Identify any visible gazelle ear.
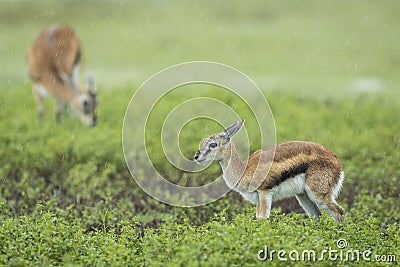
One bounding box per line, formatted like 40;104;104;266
87;75;95;93
224;120;245;139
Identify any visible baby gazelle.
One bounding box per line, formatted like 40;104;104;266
194;121;345;222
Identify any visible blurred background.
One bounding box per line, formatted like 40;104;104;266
1;0;399;98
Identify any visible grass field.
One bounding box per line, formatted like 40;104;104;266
1;1;399;266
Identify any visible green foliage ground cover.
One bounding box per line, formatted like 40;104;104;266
1;1;399;266
1;88;399;266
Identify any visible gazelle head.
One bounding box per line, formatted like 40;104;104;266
73;76;98;127
194;120;244;164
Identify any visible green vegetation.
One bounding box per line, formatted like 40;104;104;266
1;1;399;266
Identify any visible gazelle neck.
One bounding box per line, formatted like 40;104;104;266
219;143;246;187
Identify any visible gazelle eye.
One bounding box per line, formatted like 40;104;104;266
81;98;91;114
83;99;89;108
209;142;218;149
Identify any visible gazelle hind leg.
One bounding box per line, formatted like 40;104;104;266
295;193;322;221
324;200;345;222
305;166;345;222
305;187;345;222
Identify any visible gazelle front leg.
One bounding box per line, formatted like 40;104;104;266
256;202;260;218
55;99;67;123
257;190;272;219
33;84;45;124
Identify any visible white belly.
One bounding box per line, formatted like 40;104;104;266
270;173;306;201
229;173;306;205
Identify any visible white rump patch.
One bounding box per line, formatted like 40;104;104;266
332;171;344;200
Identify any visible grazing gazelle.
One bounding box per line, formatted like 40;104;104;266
28;25;97;127
194;121;345;222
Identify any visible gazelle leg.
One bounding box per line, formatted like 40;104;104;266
32;84;44;123
55;99;67;123
305;187;345;223
257;191;272;219
295;193;322;221
323;200;345;223
305;168;345;223
256;203;260;218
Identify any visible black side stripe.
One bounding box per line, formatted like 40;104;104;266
280;162;309;180
267;162;309;189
